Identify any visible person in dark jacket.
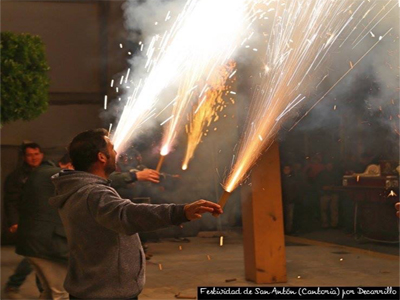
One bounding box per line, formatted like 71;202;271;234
316;162;341;228
16;154;73;300
3;143;44;296
49;129;223;299
109;149;160;200
281;164;299;234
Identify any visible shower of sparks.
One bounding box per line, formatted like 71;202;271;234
223;0;395;193
158;0;256;157
182;61;236;170
112;0;255;153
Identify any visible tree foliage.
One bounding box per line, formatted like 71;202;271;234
1;31;50;125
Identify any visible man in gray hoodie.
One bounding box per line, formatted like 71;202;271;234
49;129;222;299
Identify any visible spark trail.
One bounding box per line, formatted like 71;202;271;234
112;0;256;154
223;0;396;193
182;61;236;170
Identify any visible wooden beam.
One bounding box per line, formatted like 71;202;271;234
241;142;287;283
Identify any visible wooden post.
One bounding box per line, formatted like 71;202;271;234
241;142;287;283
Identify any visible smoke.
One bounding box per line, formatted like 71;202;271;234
106;0;398;232
278;1;399;162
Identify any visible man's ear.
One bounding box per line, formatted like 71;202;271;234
98;152;107;164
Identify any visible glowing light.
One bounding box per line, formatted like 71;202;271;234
158;0;254;157
224;0;393;193
104;95;108;110
182;61;236;170
160;145;169;156
112;0;254;153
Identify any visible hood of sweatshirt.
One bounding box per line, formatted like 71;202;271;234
49;170;111;209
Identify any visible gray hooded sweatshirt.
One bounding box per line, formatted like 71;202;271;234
49;170;188;298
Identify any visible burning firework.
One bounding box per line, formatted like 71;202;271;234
182;61;237;170
158;0;257;160
223;0;396;195
112;0;257;154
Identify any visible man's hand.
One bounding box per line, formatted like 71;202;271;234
9;224;18;233
396;202;399;218
136;169;160;183
184;200;223;220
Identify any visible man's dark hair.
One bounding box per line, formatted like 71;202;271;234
21;142;42;155
58;153;71;165
68;129;109;171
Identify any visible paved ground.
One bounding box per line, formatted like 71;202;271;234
1;230;398;299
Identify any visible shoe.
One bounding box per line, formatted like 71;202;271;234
3;286;23;299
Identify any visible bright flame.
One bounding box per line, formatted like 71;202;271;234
224;0;395;192
182;61;236;170
158;0;254;156
160;145;169;156
112;0;255;153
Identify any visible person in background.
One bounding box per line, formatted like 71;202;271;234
49;129;223;299
316;162;341;229
281;164;299;234
291;162;307;232
3;143;44;297
109;149;160;200
16;154;73;300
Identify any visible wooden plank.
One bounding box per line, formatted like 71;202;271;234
241;143;287;283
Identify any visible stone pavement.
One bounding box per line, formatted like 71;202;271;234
1;232;399;299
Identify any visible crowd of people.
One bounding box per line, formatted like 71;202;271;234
2;129;222;299
2;130;398;299
280;152;382;235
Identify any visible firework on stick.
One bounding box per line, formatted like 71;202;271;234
113;0;256;154
223;0;395;196
158;0;257;157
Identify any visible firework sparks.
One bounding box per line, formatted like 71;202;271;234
223;0;394;194
112;0;255;153
182;62;236;170
158;0;255;158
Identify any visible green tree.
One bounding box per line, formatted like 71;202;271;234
1;31;50;125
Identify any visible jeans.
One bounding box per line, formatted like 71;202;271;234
6;257;43;292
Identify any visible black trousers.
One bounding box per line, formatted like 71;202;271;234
69;295;138;300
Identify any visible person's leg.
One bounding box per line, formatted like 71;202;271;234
6;258;33;289
330;194;339;228
320;195;330;228
26;257;52;299
285;203;295;233
27;257;68;300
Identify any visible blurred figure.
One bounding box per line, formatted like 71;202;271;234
316;162;341;229
16;154;73;300
302;154;325;231
4;143;44;297
109;149;160;200
292;162;308;232
396;202;400;218
281;164;298;234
